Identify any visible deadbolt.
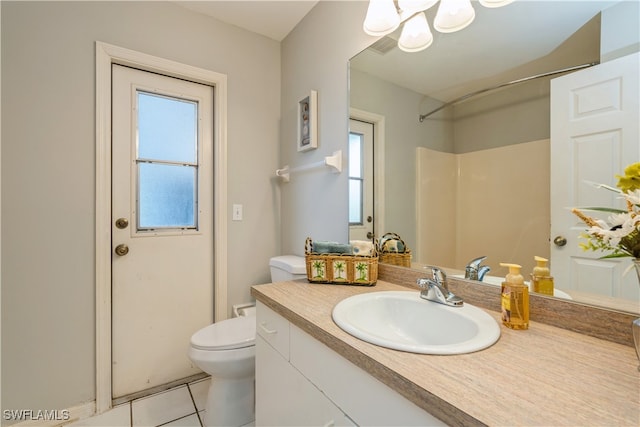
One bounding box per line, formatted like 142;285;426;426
366;216;373;223
114;244;129;256
115;218;129;229
553;236;567;247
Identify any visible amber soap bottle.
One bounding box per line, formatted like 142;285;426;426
500;263;529;330
531;256;555;296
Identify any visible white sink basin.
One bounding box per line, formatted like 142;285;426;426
332;291;500;355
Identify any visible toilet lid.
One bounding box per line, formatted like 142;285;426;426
269;255;306;274
190;316;256;351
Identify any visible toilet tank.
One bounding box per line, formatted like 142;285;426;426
269;255;306;282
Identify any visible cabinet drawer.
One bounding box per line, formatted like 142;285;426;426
256;335;354;427
256;301;290;359
290;324;444;426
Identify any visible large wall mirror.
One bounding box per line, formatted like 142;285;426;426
348;0;639;314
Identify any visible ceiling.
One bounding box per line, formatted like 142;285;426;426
175;0;319;41
176;1;628;101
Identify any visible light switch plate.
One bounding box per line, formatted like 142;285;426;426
232;204;243;221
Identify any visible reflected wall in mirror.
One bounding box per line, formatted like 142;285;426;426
349;0;640;314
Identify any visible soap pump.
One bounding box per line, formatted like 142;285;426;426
531;256;554;296
500;263;529;330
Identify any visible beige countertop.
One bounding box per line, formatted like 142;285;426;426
252;279;640;427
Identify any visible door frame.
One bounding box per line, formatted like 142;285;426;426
95;41;228;413
349;108;385;239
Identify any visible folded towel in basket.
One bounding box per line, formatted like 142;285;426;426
350;240;375;256
312;241;353;254
381;239;405;253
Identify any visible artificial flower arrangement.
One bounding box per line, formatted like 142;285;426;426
571;162;640;259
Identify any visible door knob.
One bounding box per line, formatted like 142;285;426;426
114;244;129;256
115;218;129;229
553;236;567;247
366;231;375;239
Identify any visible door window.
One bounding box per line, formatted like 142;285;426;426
136;91;199;230
349;132;364;225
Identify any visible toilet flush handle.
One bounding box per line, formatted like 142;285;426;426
259;322;277;335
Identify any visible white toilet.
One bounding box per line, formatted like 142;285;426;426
188;255;306;427
269;255;307;282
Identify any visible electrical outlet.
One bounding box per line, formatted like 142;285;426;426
232;204;243;221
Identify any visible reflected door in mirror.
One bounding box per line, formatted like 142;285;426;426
550;52;640;302
349;119;375;241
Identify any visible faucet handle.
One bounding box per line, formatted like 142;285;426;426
428;266;447;285
416;277;430;290
464;256;491;281
417;276;464;307
467;256;488;267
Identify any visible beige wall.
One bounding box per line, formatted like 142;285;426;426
1;0;280;418
279;1;372;255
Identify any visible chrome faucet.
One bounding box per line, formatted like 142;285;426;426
417;266;463;307
465;256;491;281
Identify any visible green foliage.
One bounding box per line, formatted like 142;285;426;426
616;162;640;193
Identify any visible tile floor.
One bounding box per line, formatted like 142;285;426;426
68;377;211;427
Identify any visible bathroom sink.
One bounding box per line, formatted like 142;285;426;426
332;291;500;355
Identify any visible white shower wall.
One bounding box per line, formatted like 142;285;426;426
415;148;457;268
416;139;550;276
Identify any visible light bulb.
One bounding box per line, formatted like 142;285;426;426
363;0;401;36
398;12;433;53
434;0;475;33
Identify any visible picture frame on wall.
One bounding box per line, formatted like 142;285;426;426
298;90;318;152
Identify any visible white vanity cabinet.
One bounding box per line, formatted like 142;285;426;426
256;302;354;426
255;301;444;426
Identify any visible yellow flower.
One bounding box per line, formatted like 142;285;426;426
616;162;640;193
573;163;640;259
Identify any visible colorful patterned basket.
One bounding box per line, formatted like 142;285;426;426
304;237;378;286
378;232;412;267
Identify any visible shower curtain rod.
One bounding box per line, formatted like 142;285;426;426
418;62;598;122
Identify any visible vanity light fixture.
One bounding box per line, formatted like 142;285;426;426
363;0;514;53
399;12;433;52
363;0;402;36
433;0;476;33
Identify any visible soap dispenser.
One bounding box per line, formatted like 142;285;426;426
500;263;529;330
531;256;554;296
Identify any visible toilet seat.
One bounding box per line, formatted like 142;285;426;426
190;316;256;351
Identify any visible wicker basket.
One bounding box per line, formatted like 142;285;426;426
379;251;412;267
378;233;412;267
304;237;378;286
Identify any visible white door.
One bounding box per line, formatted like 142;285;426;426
349;119;374;241
550;53;639;301
111;65;214;398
